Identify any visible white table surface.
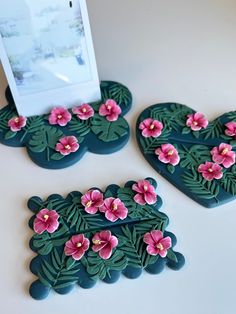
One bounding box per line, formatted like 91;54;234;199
0;1;236;313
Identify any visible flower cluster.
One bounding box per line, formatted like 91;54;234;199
33;208;119;261
64;230;119;261
81;189;128;222
198;143;235;181
138;118;180;167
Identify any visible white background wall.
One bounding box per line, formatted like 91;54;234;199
0;1;236;313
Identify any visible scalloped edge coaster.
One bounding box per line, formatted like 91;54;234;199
0;81;132;169
136;103;236;208
28;177;185;300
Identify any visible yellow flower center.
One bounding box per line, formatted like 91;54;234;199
86;200;92;208
14;117;19;123
107;105;112;110
168;149;174;156
193;121;198;126
221;148;229;155
208;168;213;173
65;145;71;150
143;185;148;191
149;124;155;130
57;114;62;119
44;214;49;221
82;108;87;113
113;203;118;211
156;243;164;251
93;239;101;245
77;242;82;248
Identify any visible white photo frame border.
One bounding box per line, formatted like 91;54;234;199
0;0;101;117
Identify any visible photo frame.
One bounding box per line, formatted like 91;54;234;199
0;0;101;116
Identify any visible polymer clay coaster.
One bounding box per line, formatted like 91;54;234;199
136;103;236;208
28;178;184;300
0;81;132;169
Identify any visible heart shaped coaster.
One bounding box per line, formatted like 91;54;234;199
136;103;236;208
28;178;184;300
0;81;131;169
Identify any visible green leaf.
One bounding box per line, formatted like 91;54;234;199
202;119;224;139
182;127;191;134
226;111;236;121
107;83;131;107
91;114;129;142
4;130;17;140
166;249;178;263
0;107;16;131
182;169;220;200
167;164;175;174
68;117;91;137
220;165;236;196
192;131;200;138
85;250;128;280
29;126;64;153
178;145;211;170
25;116;44;134
50;153;64;161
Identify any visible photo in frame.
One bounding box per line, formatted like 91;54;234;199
0;0;101;116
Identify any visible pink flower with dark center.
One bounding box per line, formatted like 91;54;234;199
225;122;236;139
48;107;72;126
132;179;157;205
92;230;118;260
55;136;79;156
99;99;122;122
186;112;209;131
99;197;128;222
198;161;223;181
81;190;104;214
143;230;172;257
211;143;235;168
64;234;90;261
139;118;163;138
155;144;180;166
8;116;27;132
33;208;60;234
72;104;94;120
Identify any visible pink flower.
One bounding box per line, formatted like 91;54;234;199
186;112;209;131
92;230;118;260
48;107;72;126
139;118;163;138
198;161;223;181
55;136;79;156
132;179;157;205
155;144;180;166
81;190;104;214
143;230;172;258
211;143;235;168
99;99;122;122
8;116;27;132
225;122;236;139
99;197;128;222
72;104;94;120
33;208;60;234
64;234;90;261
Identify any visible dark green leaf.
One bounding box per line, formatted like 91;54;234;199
4;130;17;140
91;114;129;142
166;249;178;263
29;126;63;153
